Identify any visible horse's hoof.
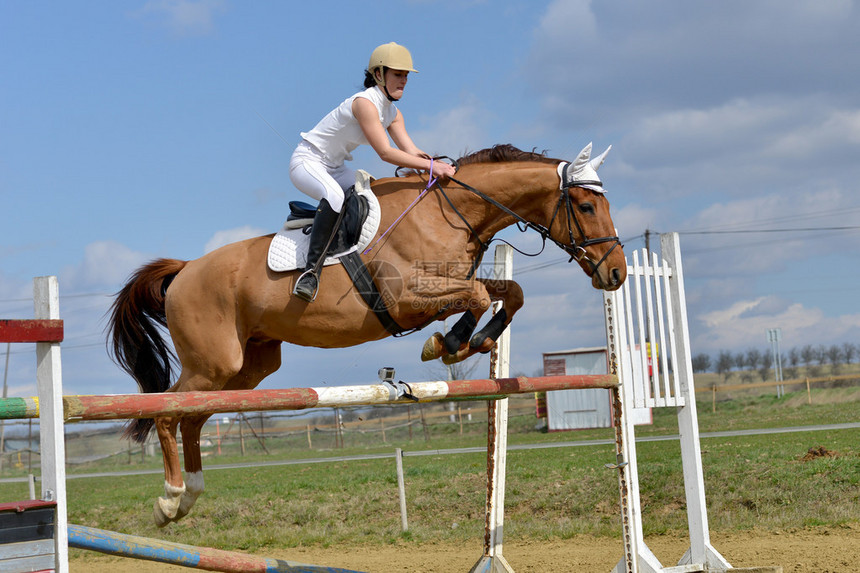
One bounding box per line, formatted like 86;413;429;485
153;499;174;528
421;332;444;361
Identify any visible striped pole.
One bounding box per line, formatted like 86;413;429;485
0;374;617;421
68;524;361;573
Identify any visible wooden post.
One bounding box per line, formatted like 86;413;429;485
259;412;265;451
306;424;312;449
407;406;413;440
458;404;463;435
806;378;811;405
419;404;430;443
712;384;716;413
380;417;387;443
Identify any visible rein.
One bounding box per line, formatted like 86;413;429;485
437;166;622;280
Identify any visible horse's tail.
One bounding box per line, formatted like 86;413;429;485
107;258;188;443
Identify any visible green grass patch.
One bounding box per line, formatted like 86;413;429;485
2;386;859;551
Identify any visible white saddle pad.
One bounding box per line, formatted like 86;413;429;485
267;170;381;272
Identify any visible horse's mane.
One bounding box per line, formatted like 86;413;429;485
456;144;558;167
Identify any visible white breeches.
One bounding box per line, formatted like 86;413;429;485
289;141;355;213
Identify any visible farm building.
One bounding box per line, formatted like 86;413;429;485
541;346;653;431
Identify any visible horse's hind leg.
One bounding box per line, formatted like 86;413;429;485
169;340;282;522
153;415;185;527
174;414;211;521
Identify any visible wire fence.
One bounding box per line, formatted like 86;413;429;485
3;371;858;476
0;396;541;478
697;372;860;411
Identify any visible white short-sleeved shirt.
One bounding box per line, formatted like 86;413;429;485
300;86;398;167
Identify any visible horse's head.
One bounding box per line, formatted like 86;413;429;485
550;143;626;291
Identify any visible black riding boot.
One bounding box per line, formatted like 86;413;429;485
293;199;341;302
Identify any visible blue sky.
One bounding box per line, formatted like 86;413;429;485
2;1;860;398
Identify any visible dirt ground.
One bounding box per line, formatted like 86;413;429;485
72;523;860;572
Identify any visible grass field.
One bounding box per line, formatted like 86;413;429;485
2;386;858;557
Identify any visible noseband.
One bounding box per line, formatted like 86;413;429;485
432;163;622;280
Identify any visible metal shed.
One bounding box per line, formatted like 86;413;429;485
542;346;652;431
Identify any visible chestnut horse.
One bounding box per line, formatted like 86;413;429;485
108;143;626;526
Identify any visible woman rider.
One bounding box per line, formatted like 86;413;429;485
289;42;457;302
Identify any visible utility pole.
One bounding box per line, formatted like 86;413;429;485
645;228;652;252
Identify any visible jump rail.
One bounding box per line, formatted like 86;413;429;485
68;524;358;573
0;374;617;421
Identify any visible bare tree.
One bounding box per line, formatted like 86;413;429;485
692;353;711;373
716;351;734;382
816;345;828;367
843;342;857;365
735;352;754;382
826;344;843;374
800;345;815;366
745;348;762;372
785;346;800;379
801;345;820;377
758;352;773;382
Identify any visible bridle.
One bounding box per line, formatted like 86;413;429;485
554;162;623;272
430;161;622;279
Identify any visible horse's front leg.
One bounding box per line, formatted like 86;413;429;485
153;415;185;528
421;278;523;364
467;278;524;354
410;273;493;363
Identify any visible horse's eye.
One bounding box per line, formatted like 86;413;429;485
579;202;595;215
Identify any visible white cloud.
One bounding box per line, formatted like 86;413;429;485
137;0;226;36
60;241;150;290
411;97;492;157
204;226;267;254
535;0;598;45
611;203;660;242
692;295;860;353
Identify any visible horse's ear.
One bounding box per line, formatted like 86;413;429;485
571;142;593;173
590;145;612;171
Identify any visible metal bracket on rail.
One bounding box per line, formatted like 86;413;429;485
378;367;420;402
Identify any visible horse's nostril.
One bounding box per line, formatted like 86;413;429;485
611;268;621;286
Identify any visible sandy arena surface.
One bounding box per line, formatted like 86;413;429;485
73;524;860;572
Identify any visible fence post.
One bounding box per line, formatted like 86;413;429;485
395;447;408;532
34;276;69;573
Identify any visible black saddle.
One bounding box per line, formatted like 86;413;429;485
289;186;370;254
287;201;317;221
288;186;415;337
